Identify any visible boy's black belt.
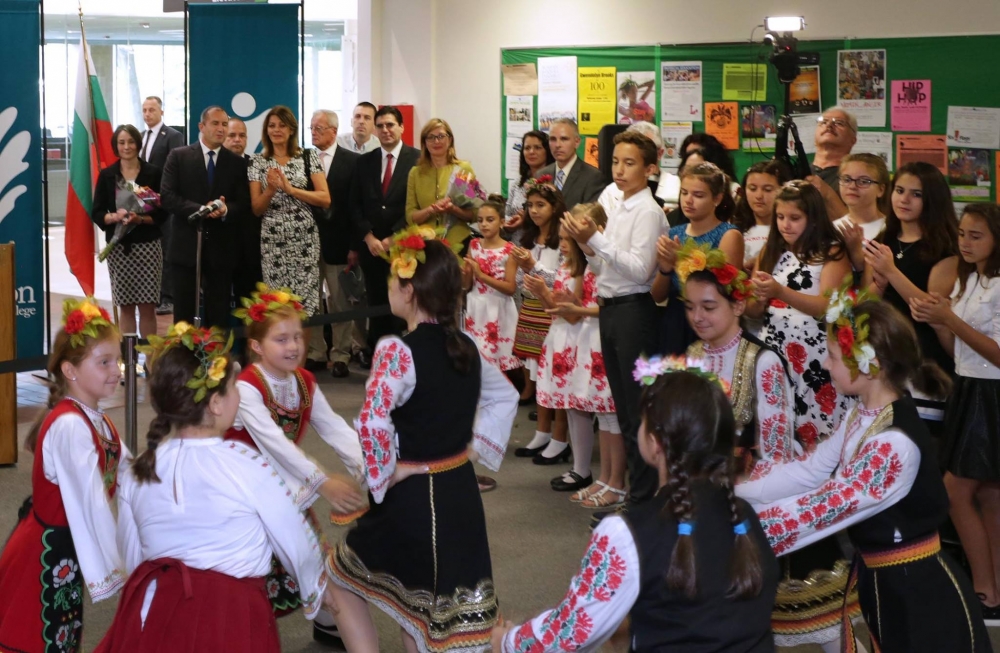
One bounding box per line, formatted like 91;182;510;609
596;292;650;307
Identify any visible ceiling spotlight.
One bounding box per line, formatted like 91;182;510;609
764;16;805;32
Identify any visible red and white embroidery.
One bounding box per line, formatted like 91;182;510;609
357;340;412;494
795;480;860;530
839;439;903;500
758;505;800;556
760;413;790;463
760;362;784;407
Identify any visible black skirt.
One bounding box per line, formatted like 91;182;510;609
942;376;1000;481
328;458;497;652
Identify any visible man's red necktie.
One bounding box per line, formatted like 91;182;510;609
382;153;394;196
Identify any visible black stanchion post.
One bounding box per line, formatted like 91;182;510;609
123;333;138;453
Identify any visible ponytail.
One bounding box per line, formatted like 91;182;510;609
715;464;763;599
664;459;697;598
912;360;953;402
132;415;171;484
441;308;477;376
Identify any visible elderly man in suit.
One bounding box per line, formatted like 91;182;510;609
350;105;418;355
160;105;249;328
535;118;607;208
305;109;365;378
140;96;186;316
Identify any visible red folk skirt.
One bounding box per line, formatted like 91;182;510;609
95;559;278;653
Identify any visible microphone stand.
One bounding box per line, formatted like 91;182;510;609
193;213;204;328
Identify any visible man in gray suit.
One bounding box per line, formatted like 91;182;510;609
535;118;607;208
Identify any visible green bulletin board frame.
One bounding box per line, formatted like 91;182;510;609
501;36;1000;202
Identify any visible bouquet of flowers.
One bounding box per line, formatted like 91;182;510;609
98;179;161;262
443;168;487;233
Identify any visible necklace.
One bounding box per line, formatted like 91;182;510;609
896;240;919;260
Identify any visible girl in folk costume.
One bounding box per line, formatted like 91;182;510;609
546;203;626;509
739;284;989;653
910;203;1000;623
97;324;330;653
492;369;779;652
0;299;126;653
463;195;521;372
226;283;365;643
326;230;518;653
677;242;798;472
511;180;569;461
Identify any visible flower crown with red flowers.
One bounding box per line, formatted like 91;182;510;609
138;322;234;402
825;275;879;380
233;283;307;325
523;174;557;194
383;223;462;279
633;354;731;394
675;241;754;301
62;297;113;348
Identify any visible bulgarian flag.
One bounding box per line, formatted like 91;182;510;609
65;36;115;296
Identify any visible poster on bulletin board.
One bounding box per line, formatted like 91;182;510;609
577;67;616;135
705;102;739;150
616;71;656;124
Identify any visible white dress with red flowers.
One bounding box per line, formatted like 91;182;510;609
737;403;919;557
537;267;582;410
759;251;849;450
569;267;615;415
464;238;522;372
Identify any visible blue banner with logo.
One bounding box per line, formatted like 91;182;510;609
0;0;44;359
188;3;299;154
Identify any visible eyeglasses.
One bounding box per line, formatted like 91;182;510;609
309;125;332;132
425;133;450;143
838;175;879;188
817;117;855;132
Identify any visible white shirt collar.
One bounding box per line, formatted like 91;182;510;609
382;141;403;160
199;138;221;157
321;142;337;158
557;155;578;177
621;186;654;210
146;121;163;135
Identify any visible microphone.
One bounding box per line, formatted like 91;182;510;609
187;199;224;223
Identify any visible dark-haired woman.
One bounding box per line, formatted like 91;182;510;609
92;123;166;338
326;237;518;653
504;130;554;232
97;326;327;652
492;370;779;652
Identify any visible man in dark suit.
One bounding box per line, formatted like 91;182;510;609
140;96;186;316
535;118;607;208
224;117;262;308
305;109;364;378
160;105;249;328
350;105;418;353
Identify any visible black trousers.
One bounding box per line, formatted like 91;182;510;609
359;251;405;351
159;220;173;303
170;262;234;329
598;296;660;504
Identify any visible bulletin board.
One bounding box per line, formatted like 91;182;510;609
500;36;1000;205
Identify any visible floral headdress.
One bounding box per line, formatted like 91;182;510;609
233;282;307;325
138;322;234;402
383;223;462;279
675;241;753;301
63;297;113;348
633;355;731;394
825;275;879;379
523;174;556;194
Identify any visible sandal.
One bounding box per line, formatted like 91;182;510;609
571;481;607;503
477;475;498;493
581;486;626;510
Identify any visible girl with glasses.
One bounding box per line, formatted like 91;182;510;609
833;153;890;271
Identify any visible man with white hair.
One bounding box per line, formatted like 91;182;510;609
807;106;856;219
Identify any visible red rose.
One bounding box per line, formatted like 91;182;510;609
98;308;111;322
259;293;278;303
204;341;220;353
536;174;553;184
292;301;303;312
712;263;739;286
398;235;426;250
836;325;855;357
785;342;807;374
815;383;838;415
731;288;747;301
65;309;85;334
248;303;267;322
796;422;820;450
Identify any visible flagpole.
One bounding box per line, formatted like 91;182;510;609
77;3;106;171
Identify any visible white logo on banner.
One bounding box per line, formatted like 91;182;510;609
0;107;30;225
231;92;267;156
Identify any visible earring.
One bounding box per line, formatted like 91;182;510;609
70;377;77;381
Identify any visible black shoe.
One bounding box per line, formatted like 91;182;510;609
155;302;173;316
550;470;574;487
514;442;548;457
552;471;592;492
355;349;372;369
304;359;328;373
331;361;350;378
977;594;1000;626
528;410;538;422
533;446;570;465
313;622;345;649
518;396;535;406
477;475;497;492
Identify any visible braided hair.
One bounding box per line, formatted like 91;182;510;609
639;371;764;600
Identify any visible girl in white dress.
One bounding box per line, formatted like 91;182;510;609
98;323;329;653
463;197;521;372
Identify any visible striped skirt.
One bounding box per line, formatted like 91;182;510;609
512;297;551;361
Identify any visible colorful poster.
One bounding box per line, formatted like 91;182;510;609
660;122;693;169
855;132;894;171
946;106;1000;149
616;71;656;125
948;148;992;202
502;63;538;96
789;66;821;115
741;104;777;151
837;49;887;127
577;67;616;135
537;56;578;132
722;63;767;102
890;80;931;132
584;137;600;168
661;61;702;122
704;102;739;150
506;95;533;138
896;134;948;174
